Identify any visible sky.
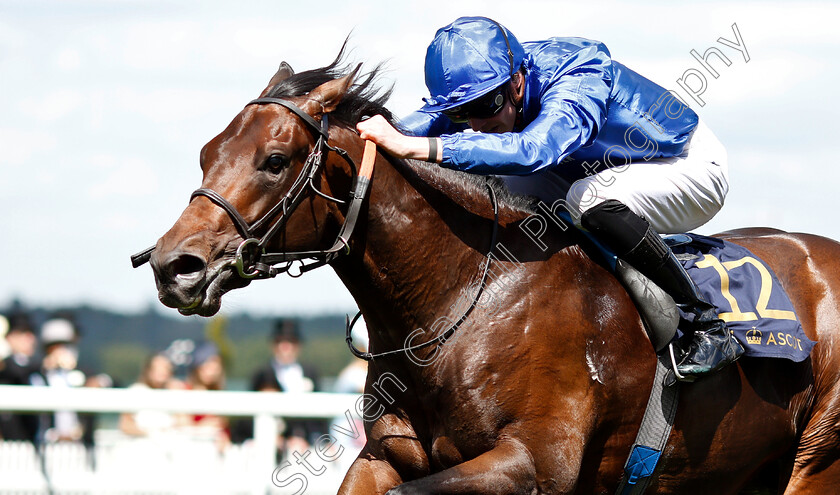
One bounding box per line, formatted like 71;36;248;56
1;0;838;317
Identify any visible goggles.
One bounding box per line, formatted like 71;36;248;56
442;85;507;124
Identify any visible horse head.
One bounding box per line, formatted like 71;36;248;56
150;52;391;316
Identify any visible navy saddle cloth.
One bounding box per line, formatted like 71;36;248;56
668;233;815;362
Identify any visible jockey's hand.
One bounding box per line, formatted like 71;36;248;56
357;115;441;163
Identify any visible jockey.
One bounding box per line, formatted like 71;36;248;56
356;16;743;380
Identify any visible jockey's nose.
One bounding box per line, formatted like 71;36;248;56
468;117;489;132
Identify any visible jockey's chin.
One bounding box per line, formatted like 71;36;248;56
468;100;518;134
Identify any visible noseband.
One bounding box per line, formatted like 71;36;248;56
131;97;374;279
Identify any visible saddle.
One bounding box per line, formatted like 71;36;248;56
616;233;814;362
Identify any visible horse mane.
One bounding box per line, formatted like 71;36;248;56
264;40;397;129
397;158;539;216
266;43;538;218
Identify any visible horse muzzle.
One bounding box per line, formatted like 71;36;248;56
151;249;211;310
151;244;250;317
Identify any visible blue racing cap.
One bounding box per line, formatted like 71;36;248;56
421;17;525;113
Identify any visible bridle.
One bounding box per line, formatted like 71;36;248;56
132;94;500;362
131;97;374;279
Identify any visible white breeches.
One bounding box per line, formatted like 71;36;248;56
501;120;729;234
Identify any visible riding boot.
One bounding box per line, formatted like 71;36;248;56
580;200;744;380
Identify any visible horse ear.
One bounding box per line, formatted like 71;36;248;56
303;64;361;116
259;62;295;97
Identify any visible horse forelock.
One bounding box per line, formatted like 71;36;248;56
264;41;396;129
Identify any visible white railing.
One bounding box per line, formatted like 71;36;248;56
0;385;365;495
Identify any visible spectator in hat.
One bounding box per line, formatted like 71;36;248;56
0;311;41;442
31;316;86;443
249;319;323;455
251;320;318;394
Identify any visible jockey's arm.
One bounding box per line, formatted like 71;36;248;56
357;84;608;175
357;116;442;162
359;42;613;175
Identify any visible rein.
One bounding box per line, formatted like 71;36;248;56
345;183;499;362
131;97;374;279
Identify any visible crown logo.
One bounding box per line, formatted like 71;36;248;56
746;327;762;345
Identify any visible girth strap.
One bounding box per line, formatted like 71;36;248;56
616;354;680;494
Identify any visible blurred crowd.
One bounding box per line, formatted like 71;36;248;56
0;310;369;461
0;311;109;447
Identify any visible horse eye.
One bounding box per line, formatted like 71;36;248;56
263;154;290;173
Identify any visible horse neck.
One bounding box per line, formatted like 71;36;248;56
330;137;503;363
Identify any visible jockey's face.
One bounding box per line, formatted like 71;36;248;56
468;70;525;134
468;96;516;133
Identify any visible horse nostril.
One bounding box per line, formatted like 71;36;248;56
167;253;206;278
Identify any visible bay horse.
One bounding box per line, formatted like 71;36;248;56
145;52;840;493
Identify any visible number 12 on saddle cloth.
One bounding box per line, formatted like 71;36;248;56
673;234;816;362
